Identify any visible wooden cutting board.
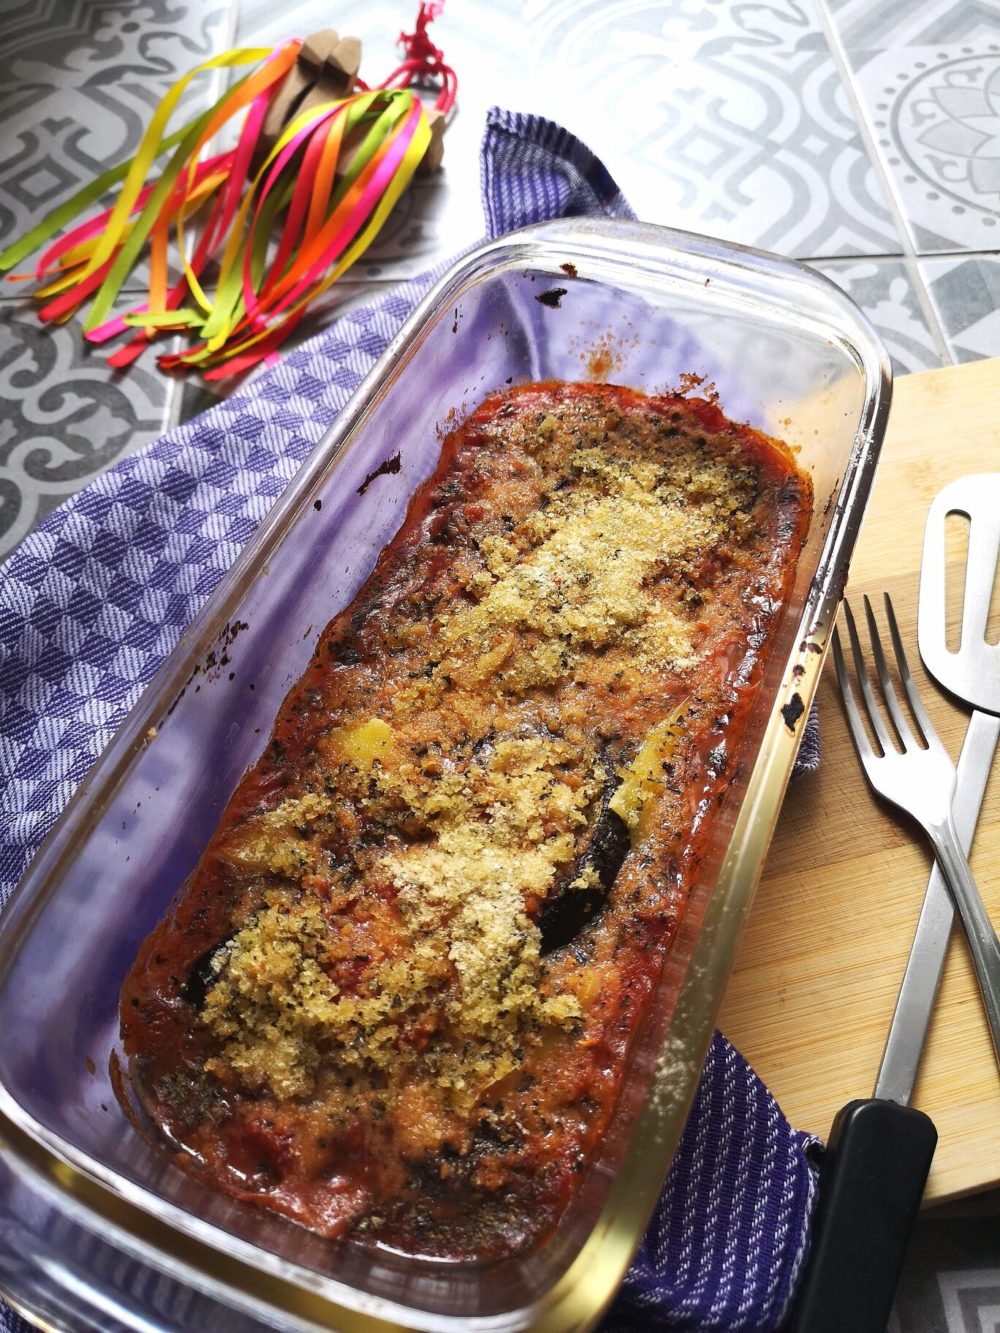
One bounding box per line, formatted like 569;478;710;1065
718;357;1000;1205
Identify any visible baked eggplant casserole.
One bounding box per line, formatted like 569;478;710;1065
120;381;812;1260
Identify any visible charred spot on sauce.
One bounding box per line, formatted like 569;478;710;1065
358;452;402;496
535;287;568;309
559;262;578;278
781;692;805;732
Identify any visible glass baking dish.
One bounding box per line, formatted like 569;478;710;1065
0;218;890;1332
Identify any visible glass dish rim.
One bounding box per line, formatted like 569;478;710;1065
0;217;892;1332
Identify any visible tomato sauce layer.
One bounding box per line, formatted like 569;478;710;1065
120;382;812;1260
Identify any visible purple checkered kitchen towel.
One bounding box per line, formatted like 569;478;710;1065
0;108;819;1333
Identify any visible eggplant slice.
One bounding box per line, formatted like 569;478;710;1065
182;934;234;1010
537;764;629;953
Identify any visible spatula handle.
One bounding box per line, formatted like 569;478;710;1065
784;1098;936;1333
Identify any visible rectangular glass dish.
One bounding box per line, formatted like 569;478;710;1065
0;218;891;1333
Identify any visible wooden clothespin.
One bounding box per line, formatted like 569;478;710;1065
419;107;446;174
256;19;451;174
256;29;362;168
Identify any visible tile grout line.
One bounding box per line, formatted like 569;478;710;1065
801;248;1000;266
221;0;239;51
810;0;954;368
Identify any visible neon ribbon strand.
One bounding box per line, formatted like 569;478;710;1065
1;4;455;376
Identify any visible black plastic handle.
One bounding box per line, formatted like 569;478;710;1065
784;1098;937;1333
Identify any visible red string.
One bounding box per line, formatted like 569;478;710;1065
364;2;457;114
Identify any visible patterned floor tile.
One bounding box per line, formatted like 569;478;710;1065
812;257;946;372
825;0;1000;50
821;0;1000;253
0;0;233;294
920;253;1000;360
891;1207;1000;1333
515;0;903;257
0;300;178;558
237;0;903;269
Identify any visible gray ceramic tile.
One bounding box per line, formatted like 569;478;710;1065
812;257;946;372
820;0;1000;253
515;0;903;257
0;0;232;294
0;300;177;557
890;1207;1000;1333
920;253;1000;360
237;0;903;270
825;0;1000;48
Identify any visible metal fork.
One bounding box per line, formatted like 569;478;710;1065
833;592;1000;1066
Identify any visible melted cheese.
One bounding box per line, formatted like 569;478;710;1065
610;703;688;841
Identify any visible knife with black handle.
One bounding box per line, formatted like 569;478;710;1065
784;712;998;1332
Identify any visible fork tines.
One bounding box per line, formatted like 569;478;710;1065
834;593;942;764
834;590;1000;1073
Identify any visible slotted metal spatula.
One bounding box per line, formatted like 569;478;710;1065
891;473;1000;1079
917;474;1000;1054
920;473;1000;717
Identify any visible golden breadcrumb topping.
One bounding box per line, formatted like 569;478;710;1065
199;411;761;1105
122;382;811;1260
205;737;591;1103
